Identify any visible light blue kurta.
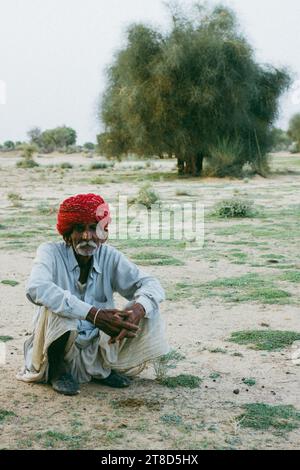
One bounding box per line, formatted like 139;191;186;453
18;241;169;383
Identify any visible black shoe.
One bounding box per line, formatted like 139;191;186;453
95;370;131;388
51;373;80;396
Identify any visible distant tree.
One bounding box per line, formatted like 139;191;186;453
39;126;77;152
288;113;300;151
3;140;15;150
270;128;292;152
27;127;42;146
83;142;95;150
98;3;290;176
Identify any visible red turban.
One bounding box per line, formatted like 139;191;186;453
56;193;111;235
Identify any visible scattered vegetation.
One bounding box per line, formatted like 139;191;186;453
279;271;300;283
212;198;256;218
207;348;227;354
238;403;300;432
229;330;300;351
7;192;23;207
158;374;202;389
242;378;256;387
35;430;86;449
153;349;186;380
16;144;39;168
168;273;292;305
1;279;19;286
90;162;115;170
160;414;183;425
0;336;14;342
130;184;160;209
60;162;73;169
132;252;184;266
207;273;291;304
0;409;16;422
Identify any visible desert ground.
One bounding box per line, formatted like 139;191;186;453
0;151;300;450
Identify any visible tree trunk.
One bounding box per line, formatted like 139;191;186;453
177;154;203;177
195;152;204;176
177;156;185;175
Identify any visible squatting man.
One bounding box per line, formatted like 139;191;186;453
17;193;169;395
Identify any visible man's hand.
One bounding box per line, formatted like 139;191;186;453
109;303;146;344
86;308;139;340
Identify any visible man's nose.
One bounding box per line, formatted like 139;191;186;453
82;229;92;240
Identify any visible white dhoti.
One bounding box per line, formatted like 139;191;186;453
16;303;170;384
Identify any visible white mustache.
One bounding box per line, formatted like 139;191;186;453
76;241;97;249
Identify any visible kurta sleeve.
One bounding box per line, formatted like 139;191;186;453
112;250;165;319
26;243;92;320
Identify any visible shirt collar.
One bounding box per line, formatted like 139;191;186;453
67;244;102;273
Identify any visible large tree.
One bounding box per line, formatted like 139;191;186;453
98;3;290;176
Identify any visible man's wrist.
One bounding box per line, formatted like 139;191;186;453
133;302;146;318
86;307;101;324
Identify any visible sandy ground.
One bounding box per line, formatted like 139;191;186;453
0;152;300;450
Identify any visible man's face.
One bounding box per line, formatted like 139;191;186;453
70;223;106;257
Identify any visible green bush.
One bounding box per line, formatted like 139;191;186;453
60;162;73;169
212;198;255;218
131;184;160;209
90;162;115;170
206;138;244;177
83;142;95;150
17;159;39;168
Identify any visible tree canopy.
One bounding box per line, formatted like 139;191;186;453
98;3;291;176
28;125;77;152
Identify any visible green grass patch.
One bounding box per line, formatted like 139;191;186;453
0;335;13;342
1;279;19;286
209;372;221;379
279;271;300;283
229;330;300;351
0;409;16;422
90;162;114;170
153;349;186;380
113;239;186;250
132;252;184;266
158;374;201;389
207;348;227;354
242;378;256;386
36;430;86;449
260;253;286;260
205;273;292;304
214;222;300;239
105;431;125;441
160;414;183;425
238;403;300;432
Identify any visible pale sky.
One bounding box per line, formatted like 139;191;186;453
0;0;299;144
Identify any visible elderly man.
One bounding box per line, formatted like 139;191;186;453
17;193;169;395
